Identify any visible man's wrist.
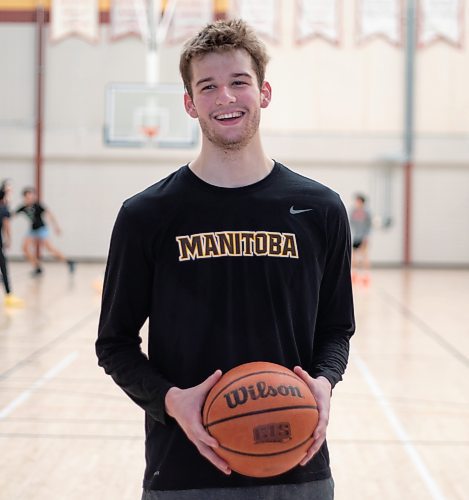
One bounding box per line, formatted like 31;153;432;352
316;375;332;394
164;386;181;417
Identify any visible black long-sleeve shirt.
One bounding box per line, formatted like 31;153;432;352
96;161;355;491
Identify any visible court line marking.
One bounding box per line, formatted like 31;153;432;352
379;290;469;368
0;310;97;380
0;432;141;441
0;352;78;421
352;350;446;500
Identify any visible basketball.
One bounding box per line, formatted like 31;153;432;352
202;361;319;477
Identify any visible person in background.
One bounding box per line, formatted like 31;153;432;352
0;188;24;307
15;187;75;277
0;179;13;206
350;193;372;286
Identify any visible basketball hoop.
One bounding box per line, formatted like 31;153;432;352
141;125;160;140
103;1;200;148
104;82;198;148
137;102;165;142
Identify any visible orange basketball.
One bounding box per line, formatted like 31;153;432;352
202;361;318;478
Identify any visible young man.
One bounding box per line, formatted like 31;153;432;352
0;189;24;307
96;19;354;500
15;187;75;276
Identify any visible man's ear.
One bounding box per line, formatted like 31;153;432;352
260;81;272;109
184;93;198;118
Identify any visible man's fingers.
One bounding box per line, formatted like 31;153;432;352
292;366;330;467
300;435;325;466
199;433;219;449
192;421;219;449
302;403;328;465
185;421;229;473
293;366;310;384
314;415;328;439
198;369;222;393
197;442;231;475
300;447;316;466
167;370;230;474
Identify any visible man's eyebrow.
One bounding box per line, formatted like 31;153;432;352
195;77;214;87
195;72;253;87
232;72;252;79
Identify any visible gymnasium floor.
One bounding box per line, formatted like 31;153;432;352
0;262;468;499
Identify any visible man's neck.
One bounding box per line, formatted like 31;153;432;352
189;136;274;188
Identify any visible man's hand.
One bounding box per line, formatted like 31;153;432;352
165;370;231;475
293;367;332;466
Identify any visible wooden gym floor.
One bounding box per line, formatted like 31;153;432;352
0;262;468;499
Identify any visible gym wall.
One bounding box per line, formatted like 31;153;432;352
1;2;468;265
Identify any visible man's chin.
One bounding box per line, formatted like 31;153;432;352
216;140;245;151
199;116;259;151
207;132;254;151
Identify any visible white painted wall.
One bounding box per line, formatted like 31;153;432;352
1;3;468;265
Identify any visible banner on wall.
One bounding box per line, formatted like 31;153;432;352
231;0;281;43
165;0;214;44
50;0;99;43
357;0;402;46
110;0;149;41
295;0;341;45
418;0;465;47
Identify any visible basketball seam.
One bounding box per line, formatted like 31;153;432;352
204;369;309;422
205;404;318;428
217;433;315;457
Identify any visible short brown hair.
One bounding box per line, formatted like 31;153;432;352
179;19;270;98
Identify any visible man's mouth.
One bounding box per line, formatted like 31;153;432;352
214;111;244;121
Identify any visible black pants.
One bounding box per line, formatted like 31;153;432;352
142;478;334;500
0;245;11;294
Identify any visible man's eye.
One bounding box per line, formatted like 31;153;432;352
202;85;215;91
233;81;247;86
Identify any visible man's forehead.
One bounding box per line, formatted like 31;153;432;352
190;49;255;76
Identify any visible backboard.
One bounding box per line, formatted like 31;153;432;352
104;83;199;148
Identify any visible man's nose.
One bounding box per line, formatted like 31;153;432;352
215;86;236;105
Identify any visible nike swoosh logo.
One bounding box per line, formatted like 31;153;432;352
290;206;313;215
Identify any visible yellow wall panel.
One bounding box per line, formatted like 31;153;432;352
0;0;110;10
214;0;229;13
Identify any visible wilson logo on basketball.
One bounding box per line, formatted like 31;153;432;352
223;381;304;409
253;422;292;444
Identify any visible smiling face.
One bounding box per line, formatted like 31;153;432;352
184;49;271;151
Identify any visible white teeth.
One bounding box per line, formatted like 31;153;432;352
215;112;243;120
